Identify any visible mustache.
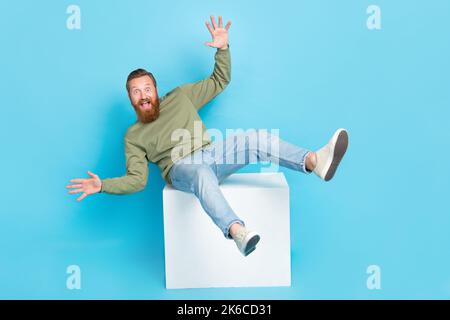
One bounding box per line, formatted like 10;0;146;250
139;98;152;105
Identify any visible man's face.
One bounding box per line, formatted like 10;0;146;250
128;75;160;124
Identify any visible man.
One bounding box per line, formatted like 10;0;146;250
67;16;349;257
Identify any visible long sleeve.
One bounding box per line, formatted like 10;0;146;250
100;138;149;195
179;47;231;110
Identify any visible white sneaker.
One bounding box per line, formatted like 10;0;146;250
233;227;260;257
313;128;349;181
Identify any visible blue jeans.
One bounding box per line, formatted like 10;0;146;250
168;129;311;239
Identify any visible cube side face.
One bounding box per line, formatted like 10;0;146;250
163;174;291;289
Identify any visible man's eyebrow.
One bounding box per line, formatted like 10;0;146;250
131;83;152;88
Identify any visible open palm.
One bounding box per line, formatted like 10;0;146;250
66;171;102;201
205;15;231;50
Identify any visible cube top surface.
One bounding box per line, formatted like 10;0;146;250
164;172;288;191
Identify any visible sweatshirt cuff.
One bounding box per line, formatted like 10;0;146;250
217;45;229;52
100;179;109;193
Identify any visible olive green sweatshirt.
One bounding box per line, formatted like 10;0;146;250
101;47;231;195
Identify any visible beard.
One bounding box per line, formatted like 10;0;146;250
133;96;160;124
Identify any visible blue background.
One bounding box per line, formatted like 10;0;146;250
1;0;449;299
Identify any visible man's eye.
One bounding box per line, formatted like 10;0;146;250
145;88;151;92
134;90;139;95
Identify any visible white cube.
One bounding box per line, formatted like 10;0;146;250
163;172;291;289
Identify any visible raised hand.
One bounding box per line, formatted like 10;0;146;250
205;15;231;50
66;171;102;201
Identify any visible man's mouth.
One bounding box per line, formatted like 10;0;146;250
140;101;152;110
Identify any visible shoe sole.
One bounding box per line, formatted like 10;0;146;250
244;234;260;256
324;129;348;181
245;246;256;256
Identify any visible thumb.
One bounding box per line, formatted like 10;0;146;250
205;42;214;47
87;171;97;178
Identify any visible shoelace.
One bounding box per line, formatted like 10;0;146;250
234;229;247;244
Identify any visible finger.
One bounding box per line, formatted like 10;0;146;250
66;184;82;189
218;16;223;28
210;15;217;29
70;179;85;183
205;22;214;36
69;188;84;194
225;21;232;31
77;193;87;201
